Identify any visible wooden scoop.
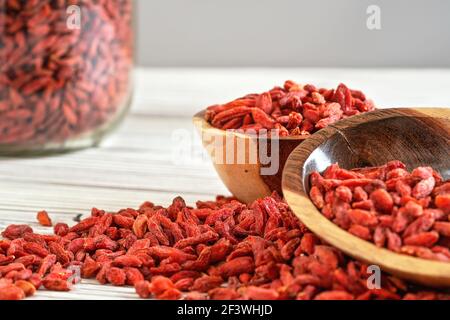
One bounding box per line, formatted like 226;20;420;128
282;108;450;287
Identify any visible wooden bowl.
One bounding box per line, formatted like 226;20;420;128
193;111;308;204
282;107;450;287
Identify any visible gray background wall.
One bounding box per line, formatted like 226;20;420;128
136;0;450;67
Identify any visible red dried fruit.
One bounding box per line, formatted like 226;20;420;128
14;280;36;297
1;225;33;240
0;263;25;276
37;254;57;276
94;235;118;251
404;232;439;248
53;223;69;237
251;107;276;129
348;225;372;241
209;287;240;300
335;186;353;203
48;242;71;265
172;277;192;291
28;274;42;290
2;192;450;301
434;222;450;237
95;263;111;285
0;285;26;300
135;280;152;299
435;194;450;213
403;214;435;238
404;201;424;217
374;226;386;247
309;186;324;209
314;290;354;300
255;92;273;114
81;256;101;278
412;177;435;199
157;288;182;300
241;286;279;300
113;255;143;268
386;229;402;252
174;231;219;249
190;275;223;292
0;256;15;266
216;257;255;278
36;211;52;227
311;162;449;262
370;189;394;212
132;215;148;239
347;209;378;227
124;268;144;286
299;233;317;255
150;276;175;296
42;277;71;292
0;0;133;150
281;238;301;260
206;81;375;135
106;267;127;286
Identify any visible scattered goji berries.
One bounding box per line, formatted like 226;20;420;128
310;161;450;262
37;210;52;227
1;193;450;300
0;0;133;149
205;81;375;136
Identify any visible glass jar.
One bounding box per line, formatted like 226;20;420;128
0;0;133;155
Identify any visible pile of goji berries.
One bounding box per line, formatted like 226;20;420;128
0;0;133;145
205;80;375;136
1;193;450;300
310;161;450;261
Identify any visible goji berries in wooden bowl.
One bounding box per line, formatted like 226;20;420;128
0;0;133;155
194;111;309;204
194;81;376;203
282;107;450;287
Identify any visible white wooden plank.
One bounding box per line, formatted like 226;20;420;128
28;280;138;300
0;182;228;218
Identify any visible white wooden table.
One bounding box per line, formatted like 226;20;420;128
1;68;450;299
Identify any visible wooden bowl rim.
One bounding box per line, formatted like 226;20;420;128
282;107;450;287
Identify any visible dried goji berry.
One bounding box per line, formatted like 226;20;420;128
1;225;33;240
206;81;375;135
42;275;71;291
53;223;69;237
240;286;279;300
2;191;450;301
14;280;36;297
106;267;127;286
36;211;52;227
0;0;133;149
190;275;223;292
135;280;152;299
0;285;26;300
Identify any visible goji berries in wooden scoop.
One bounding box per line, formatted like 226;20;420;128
204;80;375;136
309;161;450;261
283;107;450;287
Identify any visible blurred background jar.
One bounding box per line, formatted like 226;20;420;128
0;0;133;155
